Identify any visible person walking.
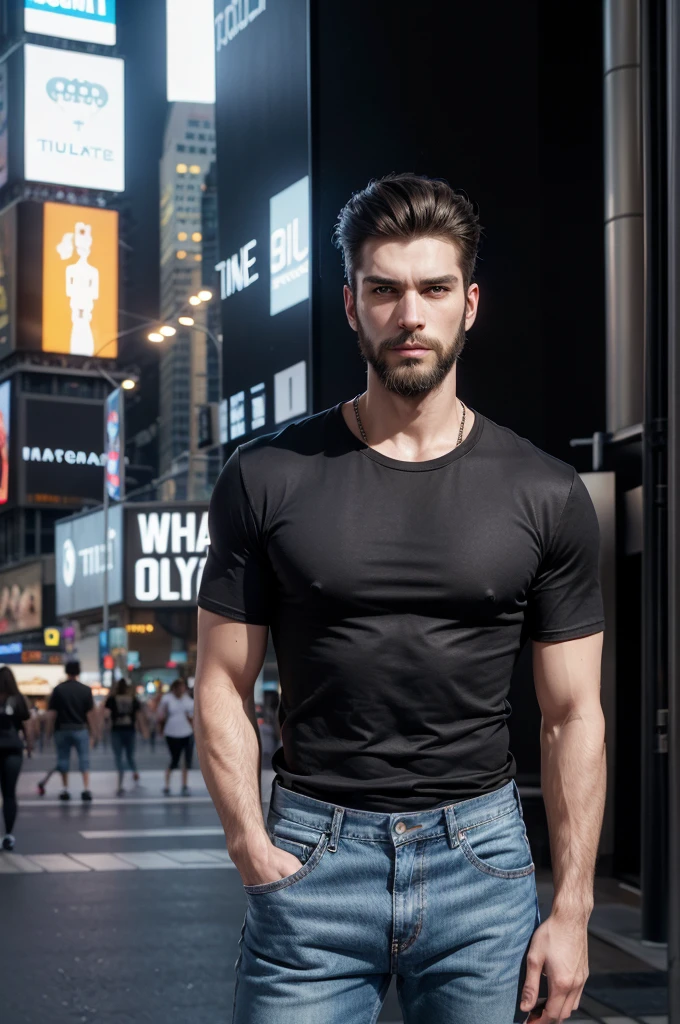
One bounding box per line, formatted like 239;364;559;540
0;667;32;850
104;679;146;796
47;660;98;803
158;679;194;796
194;174;607;1024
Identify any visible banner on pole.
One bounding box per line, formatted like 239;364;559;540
105;388;124;501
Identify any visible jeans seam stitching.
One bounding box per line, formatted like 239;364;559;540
459;833;535;878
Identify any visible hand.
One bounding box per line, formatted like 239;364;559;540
521;914;589;1021
234;839;304;887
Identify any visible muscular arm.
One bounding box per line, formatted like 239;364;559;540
521;631;606;1020
194;609;299;884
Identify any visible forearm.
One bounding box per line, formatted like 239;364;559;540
541;708;606;920
194;677;268;866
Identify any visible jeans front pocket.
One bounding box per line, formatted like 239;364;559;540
243;816;329;895
458;808;535;879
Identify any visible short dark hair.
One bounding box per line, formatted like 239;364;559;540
333;172;481;292
65;660;80;678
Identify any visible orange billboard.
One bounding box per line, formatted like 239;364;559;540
42;203;118;358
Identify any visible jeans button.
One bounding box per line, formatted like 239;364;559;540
395;821;407;834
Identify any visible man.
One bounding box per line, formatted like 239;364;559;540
47;660;98;802
195;173;606;1024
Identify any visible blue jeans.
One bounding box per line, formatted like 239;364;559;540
111;729;137;774
233;778;539;1024
54;728;90;774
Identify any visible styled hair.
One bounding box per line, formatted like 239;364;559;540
170;678;185;695
333;172;481;292
65;660;81;678
115;678;130;697
0;665;20;699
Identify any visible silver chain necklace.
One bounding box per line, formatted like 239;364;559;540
352;393;466;449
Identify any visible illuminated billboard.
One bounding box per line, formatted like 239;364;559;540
0;382;10;506
25;1;116;47
0;206;15;360
166;0;215;103
20;396;105;507
24;45;125;192
43;203;118;358
0;62;7;190
0;562;42;636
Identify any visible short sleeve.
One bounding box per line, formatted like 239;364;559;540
84;687;94;713
197;449;273;625
105;695;114;712
526;470;605;642
48;689;59;712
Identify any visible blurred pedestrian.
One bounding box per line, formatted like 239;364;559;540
104;679;147;796
46;660;98;803
158;678;194;796
143;697;159;753
0;666;32;850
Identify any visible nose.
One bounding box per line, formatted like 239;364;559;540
396;290;426;334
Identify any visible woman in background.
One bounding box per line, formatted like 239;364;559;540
0;665;32;850
158;679;194;796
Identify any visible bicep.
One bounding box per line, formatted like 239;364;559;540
195;607;268;704
532;632;604;725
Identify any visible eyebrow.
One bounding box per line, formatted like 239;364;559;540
363;274;459;287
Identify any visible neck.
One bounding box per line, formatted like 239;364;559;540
344;367;474;462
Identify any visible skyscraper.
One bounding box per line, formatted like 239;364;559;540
158;102;215;495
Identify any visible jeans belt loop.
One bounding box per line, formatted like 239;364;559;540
444;805;460;849
327;806;344;853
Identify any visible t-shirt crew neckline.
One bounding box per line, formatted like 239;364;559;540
334;400;485;471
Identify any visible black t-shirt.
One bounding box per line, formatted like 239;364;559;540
105;693;140;730
198;404;605;812
0;694;30;751
48;679;94;730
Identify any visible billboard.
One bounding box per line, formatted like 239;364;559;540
0;562;42;636
214;0;309;451
24;1;116;46
0;381;10;506
24;45;125;192
42;203;118;358
125;505;209;608
20;396;105;507
166;0;215;104
56;504;123;616
105;387;123;500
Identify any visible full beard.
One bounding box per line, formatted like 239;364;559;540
356;312;467;398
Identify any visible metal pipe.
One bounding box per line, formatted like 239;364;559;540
640;0;669;946
604;0;645;432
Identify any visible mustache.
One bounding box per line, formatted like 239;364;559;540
379;331;443;353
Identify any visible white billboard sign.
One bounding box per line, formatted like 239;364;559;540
166;0;215;104
24;1;117;46
24;45;125;192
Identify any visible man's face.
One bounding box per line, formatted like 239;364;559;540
344;236;479;397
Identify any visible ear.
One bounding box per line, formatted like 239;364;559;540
344;284;358;331
465;282;480;331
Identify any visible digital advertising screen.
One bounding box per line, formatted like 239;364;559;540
24;45;125;192
105;386;123;500
24;0;116;47
0;381;10;506
214;0;310;453
0;562;42;636
42;202;118;358
20;396;105;507
125;505;209;608
166;0;214;103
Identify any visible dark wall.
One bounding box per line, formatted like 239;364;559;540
310;1;605;461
